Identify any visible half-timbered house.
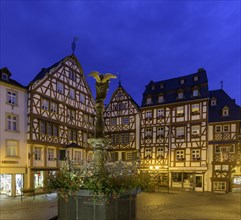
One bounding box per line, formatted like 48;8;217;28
140;68;209;191
208;89;241;192
104;82;140;162
27;55;95;191
0;67;27;196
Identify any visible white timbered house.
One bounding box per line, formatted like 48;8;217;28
0;68;27;197
208;89;241;192
140;68;209;191
104;83;140;162
27;55;95;191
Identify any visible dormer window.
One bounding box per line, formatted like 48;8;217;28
160;83;164;89
151;85;155;90
180;79;185;85
211;98;217;106
194;76;199;81
222;106;229;116
178;92;184;99
193;89;199;97
146;97;152;105
2;73;8;81
158;95;164;103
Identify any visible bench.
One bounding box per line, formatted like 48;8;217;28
20;188;35;201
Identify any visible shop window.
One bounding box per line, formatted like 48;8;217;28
0;174;12;196
145;148;152;159
191;149;200;161
191;104;199;114
16;174;23;195
57;81;64;94
47;148;55;161
183;173;193;188
7;91;17;105
34;171;44;188
172;172;182;183
157;108;164;118
145;128;152;139
176;150;185;161
213;182;226;190
6;140;18;157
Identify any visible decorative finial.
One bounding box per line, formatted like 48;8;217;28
71;37;78;54
220;80;223;90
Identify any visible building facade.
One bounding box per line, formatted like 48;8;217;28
208;89;241;192
0;67;28;196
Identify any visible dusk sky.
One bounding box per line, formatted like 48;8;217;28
0;1;240;105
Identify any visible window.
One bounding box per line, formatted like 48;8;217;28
215;145;234;154
156;147;164;159
124;152;136;161
122;117;129;125
180;79;185;84
191;125;200;137
192;89;199;97
215;125;222;133
146;98;152;105
191;104;199;114
2;73;8;80
213;182;226;190
223;125;230;132
50;102;58;113
192;149;200;161
7;91;17;105
158;96;164;103
222;107;229;116
157;109;164;118
145;148;152;159
7;115;17;131
146;110;152;119
41;99;49;110
53;124;58;137
176;127;184;138
177;106;184;116
74;151;82;161
178;92;184;99
57;82;64;94
124;133;130;144
110;118;117;126
80;93;85;104
47;123;52;136
69;88;75;99
48;148;55;161
194;76;199;81
176;150;185;161
6;140;18;157
34;147;42;160
67;108;75;120
151;85;155;90
69;70;76;81
40;121;46;134
145;128;152;138
211;98;217;106
157;127;164;138
160;83;164;89
68;128;77;141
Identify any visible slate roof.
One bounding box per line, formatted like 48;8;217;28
0;67;26;89
209;89;241;122
141;68;209;107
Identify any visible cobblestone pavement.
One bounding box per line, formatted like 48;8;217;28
0;191;240;220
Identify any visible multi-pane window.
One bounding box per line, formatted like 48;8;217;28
222;107;229;116
57;81;64;94
191;125;200;137
7;91;17;105
34;147;42;160
41;99;49;110
69;88;75;99
215;145;234;153
68;128;77;141
146;98;152;105
158;96;164;103
223;125;230;132
176;150;185;161
146;110;152;119
192;149;200;160
191;104;199;114
157;109;164;118
156;147;164;159
6;140;18;157
80;93;85;104
118;103;126;110
67;108;75;120
157;127;165;138
145;148;152;159
110;118;117;126
180;79;185;84
53;124;58;137
176;127;184;138
178;92;184;99
213;182;226;190
7;115;17;131
122;117;129;125
177;106;184;116
160;83;164;89
48;148;55;161
215;125;222;133
69;70;76;81
40;121;46;134
192;89;199;97
145;128;152;138
50;102;58;113
47;123;52;136
74;151;82;161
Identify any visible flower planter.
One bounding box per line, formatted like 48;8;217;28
58;190;137;220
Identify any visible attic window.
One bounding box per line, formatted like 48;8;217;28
160;83;164;89
146;98;152;105
2;73;8;81
178;92;184;99
180;79;185;85
194;76;199;81
158;96;164;103
151;85;155;90
192;89;199;97
222;107;229;117
211;98;217;106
